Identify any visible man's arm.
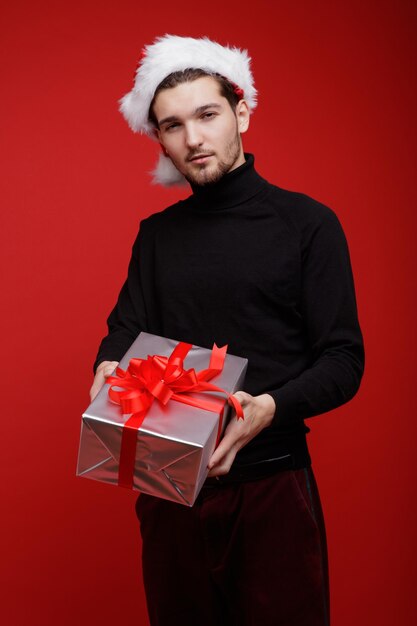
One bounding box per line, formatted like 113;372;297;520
209;207;364;476
90;229;146;400
92;226;148;375
268;208;365;425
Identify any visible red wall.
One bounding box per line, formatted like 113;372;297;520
2;1;416;624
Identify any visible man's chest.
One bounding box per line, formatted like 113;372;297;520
149;214;301;312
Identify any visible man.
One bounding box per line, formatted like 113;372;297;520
90;35;364;626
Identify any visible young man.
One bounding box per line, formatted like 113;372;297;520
90;35;364;626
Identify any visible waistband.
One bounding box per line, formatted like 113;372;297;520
204;453;310;486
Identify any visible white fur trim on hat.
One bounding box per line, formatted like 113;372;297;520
150;152;188;186
119;34;257;186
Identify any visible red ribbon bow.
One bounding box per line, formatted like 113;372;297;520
106;341;244;489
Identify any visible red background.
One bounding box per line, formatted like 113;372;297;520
2;1;416;624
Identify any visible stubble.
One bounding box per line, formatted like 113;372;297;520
182;124;242;187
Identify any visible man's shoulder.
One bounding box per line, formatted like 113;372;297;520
263;179;342;232
138;197;190;233
266;180;337;219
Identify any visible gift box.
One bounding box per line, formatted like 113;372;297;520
76;332;248;506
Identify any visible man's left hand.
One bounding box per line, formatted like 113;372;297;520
207;392;276;477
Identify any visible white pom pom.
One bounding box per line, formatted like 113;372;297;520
150;153;188;187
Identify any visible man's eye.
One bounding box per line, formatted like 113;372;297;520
202;112;216;120
166;123;180;131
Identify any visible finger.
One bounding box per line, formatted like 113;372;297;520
89;370;111;401
96;361;119;376
89;384;100;402
208;431;238;469
103;363;119;378
231;390;251;406
207;445;226;470
208;448;237;476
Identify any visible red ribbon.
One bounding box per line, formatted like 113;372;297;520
106;342;244;489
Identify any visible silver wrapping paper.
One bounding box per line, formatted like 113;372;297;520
77;332;248;506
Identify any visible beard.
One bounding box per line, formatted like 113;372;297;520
179;125;242;187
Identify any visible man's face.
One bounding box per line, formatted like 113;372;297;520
153;76;249;186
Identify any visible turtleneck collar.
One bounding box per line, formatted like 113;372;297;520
187;153;267;211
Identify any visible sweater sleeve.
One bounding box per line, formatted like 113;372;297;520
93;227;148;373
268;208;365;425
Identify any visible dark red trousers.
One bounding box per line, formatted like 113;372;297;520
136;468;329;626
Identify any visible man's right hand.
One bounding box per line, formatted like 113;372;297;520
89;360;119;402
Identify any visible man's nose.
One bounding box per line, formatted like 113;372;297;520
184;123;203;148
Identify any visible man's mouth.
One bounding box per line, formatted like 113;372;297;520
188;154;213;163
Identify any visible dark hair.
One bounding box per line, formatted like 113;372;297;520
148;68;241;127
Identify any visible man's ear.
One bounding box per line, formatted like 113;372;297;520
159;142;169;157
236;99;250;134
152;128;169;157
153;126;162;142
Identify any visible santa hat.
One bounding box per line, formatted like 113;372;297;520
119;34;257;186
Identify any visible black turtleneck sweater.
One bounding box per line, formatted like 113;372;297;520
94;154;364;468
